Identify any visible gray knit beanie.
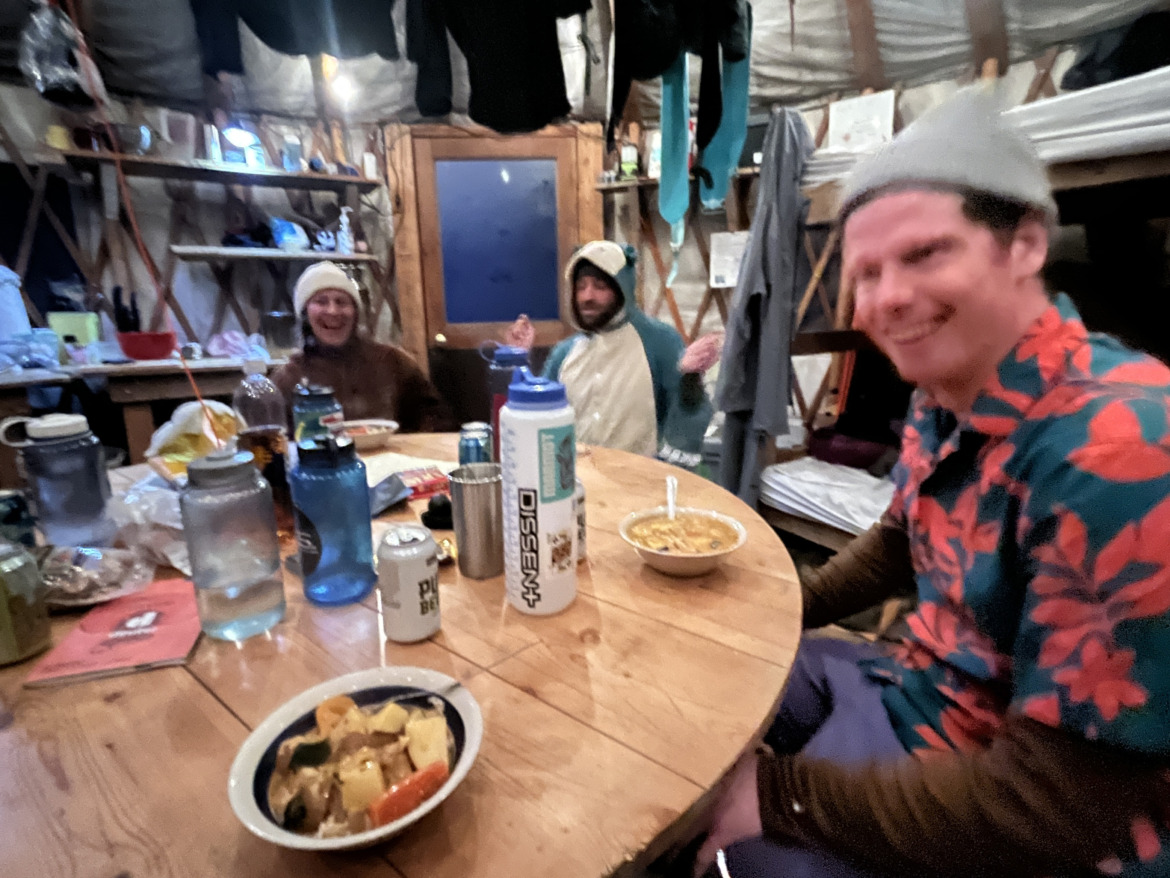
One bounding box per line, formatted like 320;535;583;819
837;87;1057;221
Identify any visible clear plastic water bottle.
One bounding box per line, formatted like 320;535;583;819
481;344;530;462
179;448;286;641
289;435;376;606
500;367;577;615
0;413;115;547
233;360;294;535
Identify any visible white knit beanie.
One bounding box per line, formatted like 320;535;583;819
838;87;1057;221
293;261;361;314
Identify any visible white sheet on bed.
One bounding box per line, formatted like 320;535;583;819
760;456;894;536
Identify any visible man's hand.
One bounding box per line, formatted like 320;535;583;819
503;314;535;350
693;753;763;877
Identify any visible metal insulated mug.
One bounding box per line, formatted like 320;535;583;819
448;463;504;580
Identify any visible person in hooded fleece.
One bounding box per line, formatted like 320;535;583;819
541;241;711;461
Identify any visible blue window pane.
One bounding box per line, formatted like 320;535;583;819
435;159;560;324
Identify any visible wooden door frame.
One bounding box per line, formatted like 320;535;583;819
415;135;578;349
386;123;603;376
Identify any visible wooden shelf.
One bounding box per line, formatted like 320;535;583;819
595;176;657;192
596;167;763;193
170;245;378;263
61;150;381;194
1047;150;1170;193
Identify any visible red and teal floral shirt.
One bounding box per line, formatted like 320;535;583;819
872;294;1170;875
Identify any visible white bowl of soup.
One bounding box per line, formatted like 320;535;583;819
619;506;747;577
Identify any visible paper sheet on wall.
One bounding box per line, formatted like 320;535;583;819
826;90;896;153
709;231;751;289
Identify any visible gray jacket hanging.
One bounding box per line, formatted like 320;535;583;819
715;107;813;504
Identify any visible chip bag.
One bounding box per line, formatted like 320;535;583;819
144;400;240;479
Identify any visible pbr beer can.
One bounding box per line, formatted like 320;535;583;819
376;523;441;642
458;422;493;464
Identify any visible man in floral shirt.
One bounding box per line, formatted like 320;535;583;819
696;88;1170;878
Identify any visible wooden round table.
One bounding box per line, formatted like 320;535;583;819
0;434;802;878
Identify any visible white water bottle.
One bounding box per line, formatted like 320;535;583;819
500;368;577;615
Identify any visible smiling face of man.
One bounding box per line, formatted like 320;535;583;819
572;262;623;332
843;188;1050;413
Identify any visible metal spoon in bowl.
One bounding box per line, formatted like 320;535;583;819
666;475;678;520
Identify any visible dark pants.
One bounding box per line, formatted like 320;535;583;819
710;637;907;878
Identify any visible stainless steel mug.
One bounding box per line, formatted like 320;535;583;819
448;463;504;580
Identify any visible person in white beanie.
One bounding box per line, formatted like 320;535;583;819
271;261;454;432
693;88;1170;878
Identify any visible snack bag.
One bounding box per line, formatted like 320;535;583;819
144;400;240;480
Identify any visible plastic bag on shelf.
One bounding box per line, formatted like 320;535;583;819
18;1;107;110
206;330;269;361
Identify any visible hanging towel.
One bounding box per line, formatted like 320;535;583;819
658;50;690;284
699;5;752;210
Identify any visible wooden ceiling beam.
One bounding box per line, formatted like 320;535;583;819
964;0;1010;77
843;0;887;91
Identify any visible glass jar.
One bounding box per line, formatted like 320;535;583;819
179;448;285;641
0;539;50;666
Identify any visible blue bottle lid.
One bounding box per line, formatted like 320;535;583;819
492;345;529;367
507;367;567;407
294;383;336;402
297;434;357;466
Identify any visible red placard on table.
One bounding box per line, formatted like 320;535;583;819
24;578;201;688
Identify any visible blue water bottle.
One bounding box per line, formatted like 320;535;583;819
291;384;343;444
289;435;376;605
480;344;530;461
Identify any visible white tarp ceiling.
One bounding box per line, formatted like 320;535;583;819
0;0;1163;124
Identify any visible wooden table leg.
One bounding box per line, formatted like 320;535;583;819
123;403;155;464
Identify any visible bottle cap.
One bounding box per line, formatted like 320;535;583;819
507;367;567;407
186;447;255;487
296;434;357;467
294;383;336;402
27;413;90;440
492;345;529;367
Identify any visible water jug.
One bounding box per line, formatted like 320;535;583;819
180;448;286;641
289;435;376;606
481;343;530;461
0;414;115;547
499;368;577;615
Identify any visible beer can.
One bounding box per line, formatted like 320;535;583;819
575;478;586;563
458;422;493;464
0;490;36;549
376;523;441;643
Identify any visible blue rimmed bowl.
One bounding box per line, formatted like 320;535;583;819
227;666;482;850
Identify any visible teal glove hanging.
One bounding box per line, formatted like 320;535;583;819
699;8;753;211
658;50;690;287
